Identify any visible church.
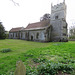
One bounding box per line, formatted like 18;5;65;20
9;0;68;42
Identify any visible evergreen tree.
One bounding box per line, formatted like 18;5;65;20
0;22;6;39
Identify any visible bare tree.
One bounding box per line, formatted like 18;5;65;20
10;0;20;6
40;13;50;21
69;26;75;39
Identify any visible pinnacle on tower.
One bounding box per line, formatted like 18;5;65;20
63;0;65;3
51;3;52;6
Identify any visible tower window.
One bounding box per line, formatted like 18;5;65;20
55;16;58;19
63;33;66;36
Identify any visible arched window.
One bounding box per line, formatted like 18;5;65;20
25;32;27;37
21;32;22;37
55;16;58;19
13;33;14;37
36;33;39;39
16;33;17;37
31;36;33;41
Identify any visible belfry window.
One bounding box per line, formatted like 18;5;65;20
63;33;66;36
55;16;58;19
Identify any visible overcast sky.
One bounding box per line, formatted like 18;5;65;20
0;0;75;31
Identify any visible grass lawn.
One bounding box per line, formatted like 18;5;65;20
0;39;75;74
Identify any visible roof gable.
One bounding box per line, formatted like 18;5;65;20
9;27;24;32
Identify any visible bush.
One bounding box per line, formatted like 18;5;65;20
37;62;74;75
33;58;47;63
26;61;74;75
71;70;75;75
26;67;38;75
0;48;11;53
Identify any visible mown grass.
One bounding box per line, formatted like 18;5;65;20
0;39;75;75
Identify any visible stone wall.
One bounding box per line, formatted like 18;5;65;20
9;33;13;39
28;29;48;42
9;27;51;42
16;27;51;42
9;32;20;39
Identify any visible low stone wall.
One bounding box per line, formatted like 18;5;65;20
69;39;75;41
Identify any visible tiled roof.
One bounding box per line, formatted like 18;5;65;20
9;20;50;32
25;20;50;30
9;27;23;32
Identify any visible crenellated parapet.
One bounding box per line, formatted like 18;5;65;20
51;1;66;20
51;1;66;14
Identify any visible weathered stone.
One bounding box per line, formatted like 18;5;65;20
14;61;26;75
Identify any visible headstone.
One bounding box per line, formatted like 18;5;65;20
14;61;26;75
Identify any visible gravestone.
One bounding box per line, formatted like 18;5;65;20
14;61;26;75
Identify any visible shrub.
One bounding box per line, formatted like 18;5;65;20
37;62;74;75
71;70;75;75
24;54;34;58
59;59;75;64
26;67;38;75
33;58;47;63
0;48;11;53
26;61;74;75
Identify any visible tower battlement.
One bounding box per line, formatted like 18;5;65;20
51;0;66;20
51;1;66;14
52;2;63;8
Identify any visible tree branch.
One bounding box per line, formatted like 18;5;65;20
10;0;20;6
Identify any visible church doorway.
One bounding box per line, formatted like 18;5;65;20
31;36;33;41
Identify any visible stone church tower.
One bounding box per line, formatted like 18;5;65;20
50;0;68;41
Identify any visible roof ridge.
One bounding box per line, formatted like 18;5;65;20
25;20;50;29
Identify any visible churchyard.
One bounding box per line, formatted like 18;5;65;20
0;39;75;75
